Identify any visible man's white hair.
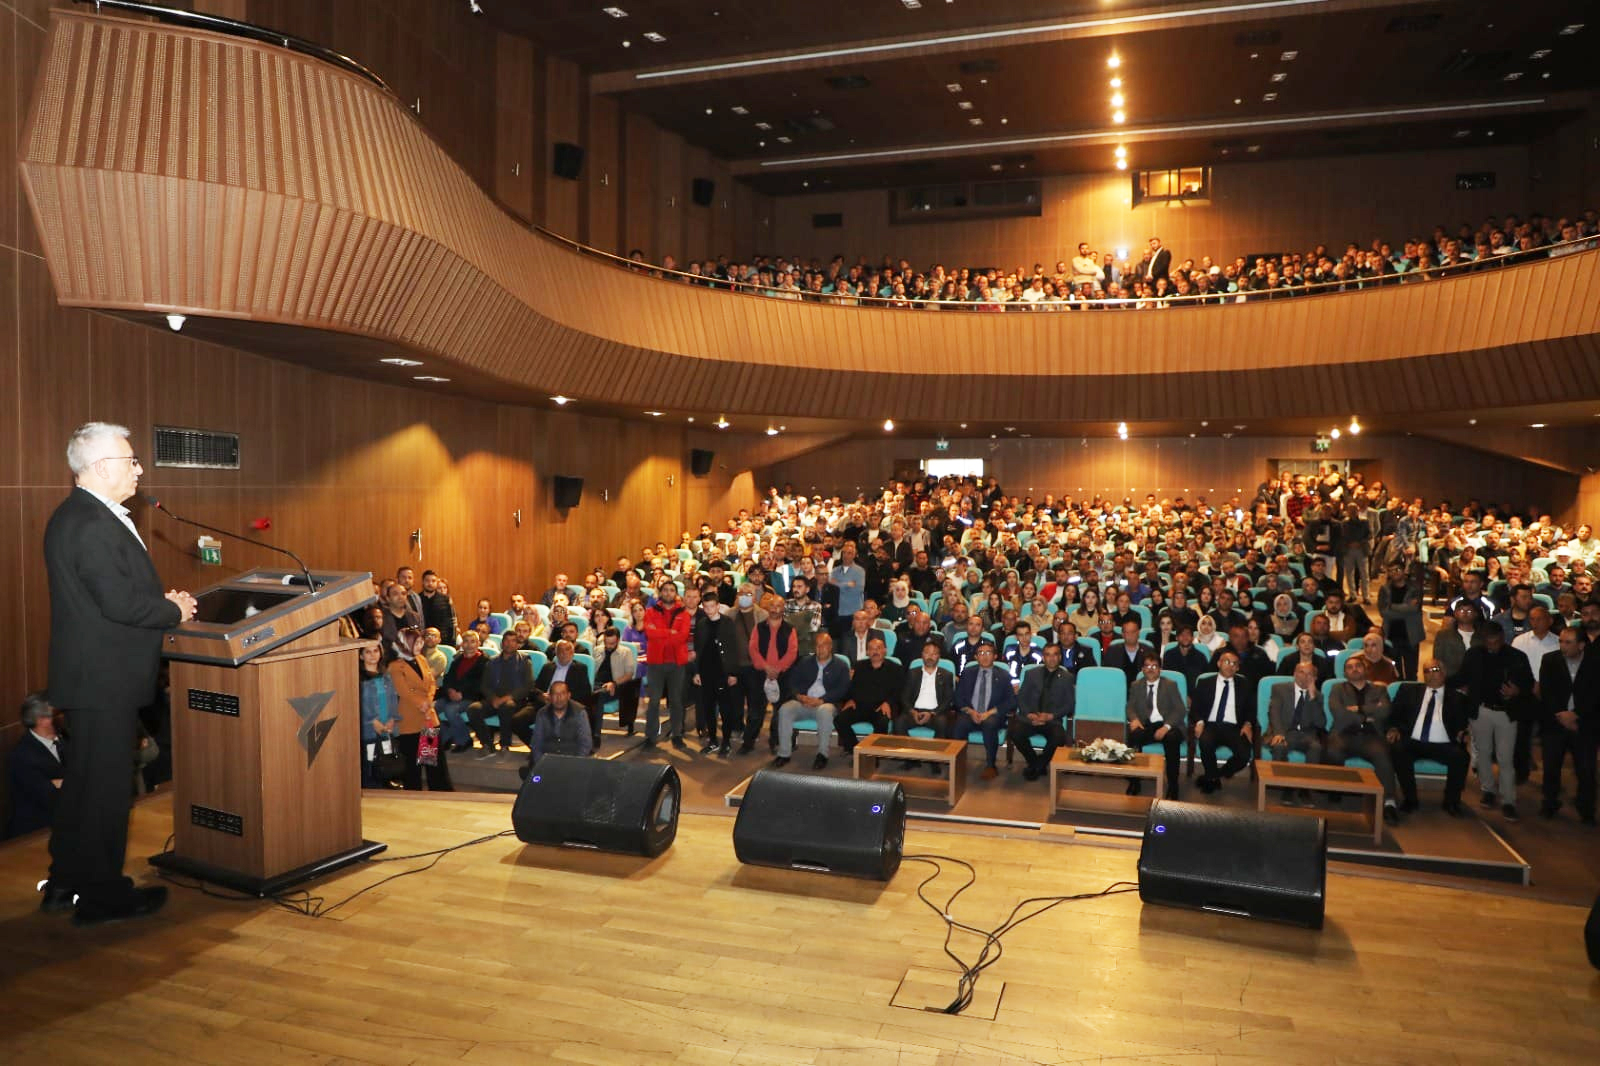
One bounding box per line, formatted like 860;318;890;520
66;422;131;475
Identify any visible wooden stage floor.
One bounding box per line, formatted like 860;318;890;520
0;792;1596;1065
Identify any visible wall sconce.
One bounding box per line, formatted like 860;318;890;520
513;509;522;528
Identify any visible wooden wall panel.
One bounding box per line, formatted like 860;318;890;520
768;145;1536;269
621;110;658;259
493;33;535;222
543;55;581;238
584;93;621;254
653;124;685;263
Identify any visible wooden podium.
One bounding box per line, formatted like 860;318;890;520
149;568;385;895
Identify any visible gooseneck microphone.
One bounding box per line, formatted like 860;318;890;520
144;494;317;591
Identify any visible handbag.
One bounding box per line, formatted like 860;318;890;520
372;737;406;782
416;728;441;767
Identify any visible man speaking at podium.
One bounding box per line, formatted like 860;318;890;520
39;423;197;926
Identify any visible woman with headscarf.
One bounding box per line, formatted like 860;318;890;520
1194;614;1226;653
387;627;452;791
1269;593;1303;644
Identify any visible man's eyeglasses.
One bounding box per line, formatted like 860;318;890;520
95;455;142;469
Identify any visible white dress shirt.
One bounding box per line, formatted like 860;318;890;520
1208;677;1238;724
1144;681;1163;724
31;730;62;762
83;485;146;549
914;667;942;711
1411;686;1449;744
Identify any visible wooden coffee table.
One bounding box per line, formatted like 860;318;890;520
1256;760;1384;844
853;734;969;806
1049;750;1166;816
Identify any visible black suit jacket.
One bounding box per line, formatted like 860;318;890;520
1388;683;1470;743
1145;247;1172;282
1191;674;1256;729
1539;648;1599;725
6;733;64;837
535;658;593;706
44;487;181;711
1103;641;1156;684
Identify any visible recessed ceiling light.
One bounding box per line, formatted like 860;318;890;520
1468;418;1478;425
550;395;573;405
1262;92;1277;101
1529;48;1551;60
901;0;922;8
990;163;1002;171
1000;117;1008;124
883;419;896;432
957;100;974;110
715;416;730;429
414;375;451;383
1503;71;1523;81
755;121;772;130
1112;110;1125;123
380;357;423;366
1487;129;1496;137
946;82;962;92
645;410;663;417
166;314;186;331
1114;145;1127;158
1106;54;1121;69
1270;71;1287;82
730;105;748;115
1559;23;1583;36
602;6;628;17
705;107;714;114
1279;50;1298;61
1115;158;1127;170
1530;422;1547;429
766;426;780;436
1111;92;1125;106
643;31;665;42
777;135;792;143
1542;71;1551;79
1453;128;1471;137
1109;77;1122;88
959;423;967;429
686;416;695;422
1246;144;1261;152
969;117;983;125
1234;97;1243;104
621;39;630;48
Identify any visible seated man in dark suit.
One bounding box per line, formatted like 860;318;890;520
533;639;595;709
1276;632;1334;684
897;641;955;766
1008;643;1074;781
1327;654;1402;825
1387;661;1471;816
835;635;904;754
6;693;65;838
1265;661;1327;805
471;631;534;755
1124;654;1185;799
953;643;1018;780
894;607;944;668
1051;619;1097;674
1103;618;1155;684
1191;650;1255;794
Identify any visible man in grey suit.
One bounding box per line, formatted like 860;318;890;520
1266;661;1327;805
1125;654;1186;799
1008;643;1075;781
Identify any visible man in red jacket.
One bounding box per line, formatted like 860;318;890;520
643;581;692;750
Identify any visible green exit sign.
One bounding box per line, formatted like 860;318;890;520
198;536;222;566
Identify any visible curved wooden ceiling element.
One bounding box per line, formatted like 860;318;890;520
18;11;1600;430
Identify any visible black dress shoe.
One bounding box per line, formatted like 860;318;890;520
642;738;658;750
812;754;829;770
1022;767;1040;782
771;755;790;768
1443;800;1464;817
738;740;755;755
1399;798;1419;813
718;743;731;757
670;736;688;751
39;883;76;914
1383;804;1400;826
1197;776;1219;794
73;886;168;928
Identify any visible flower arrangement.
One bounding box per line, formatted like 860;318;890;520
1076;737;1135;764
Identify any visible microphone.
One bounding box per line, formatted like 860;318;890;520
145;495;317;592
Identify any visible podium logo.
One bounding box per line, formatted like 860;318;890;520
290;691;337;768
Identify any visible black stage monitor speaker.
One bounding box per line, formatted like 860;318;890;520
691;177;715;206
512;755;680;857
553;475;584;508
552;141;585;180
732;770;905;880
1137;799;1326;929
689;448;714;477
1587;893;1600;970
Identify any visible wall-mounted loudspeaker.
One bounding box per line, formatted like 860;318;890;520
552;142;585;180
552;475;584;509
732;771;905;881
1137;799;1327;928
512;754;680;857
689;449;714;477
691;178;715;206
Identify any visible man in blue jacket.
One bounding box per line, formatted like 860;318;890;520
773;633;852;770
954;642;1018;779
